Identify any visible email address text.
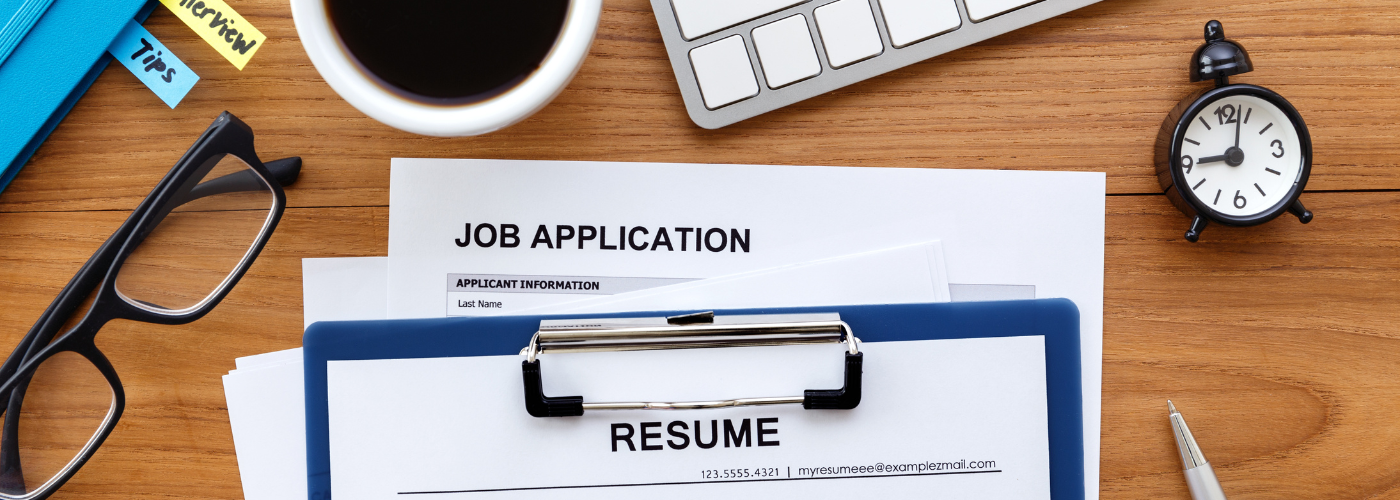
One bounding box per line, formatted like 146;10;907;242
796;459;997;477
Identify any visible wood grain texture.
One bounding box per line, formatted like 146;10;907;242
0;0;1396;498
1101;191;1400;499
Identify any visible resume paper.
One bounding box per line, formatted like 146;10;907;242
327;336;1050;499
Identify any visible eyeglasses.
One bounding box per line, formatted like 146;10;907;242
0;112;299;499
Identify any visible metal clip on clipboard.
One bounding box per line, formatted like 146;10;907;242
520;312;863;417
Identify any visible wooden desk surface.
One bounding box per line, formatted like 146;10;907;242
0;0;1396;498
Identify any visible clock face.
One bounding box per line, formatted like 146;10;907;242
1176;94;1304;218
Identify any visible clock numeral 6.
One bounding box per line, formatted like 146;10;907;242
1234;190;1247;209
1271;139;1284;158
1180;155;1193;173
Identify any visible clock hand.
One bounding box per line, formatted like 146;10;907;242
1234;107;1243;148
1200;147;1246;167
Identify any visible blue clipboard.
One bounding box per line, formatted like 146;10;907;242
303;299;1085;500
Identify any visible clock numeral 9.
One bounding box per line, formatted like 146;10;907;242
1180;155;1193;173
1234;190;1247;209
1271;139;1284;158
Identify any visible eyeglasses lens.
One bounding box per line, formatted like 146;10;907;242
0;351;115;495
114;154;276;314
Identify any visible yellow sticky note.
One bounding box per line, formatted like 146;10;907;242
160;0;265;70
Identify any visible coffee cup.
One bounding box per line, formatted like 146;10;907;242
290;0;602;137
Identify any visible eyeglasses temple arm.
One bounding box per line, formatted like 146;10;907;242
178;156;301;204
265;156;302;187
127;156;297;255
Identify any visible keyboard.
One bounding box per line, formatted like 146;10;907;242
650;0;1105;129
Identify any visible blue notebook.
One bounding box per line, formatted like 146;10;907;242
303;299;1085;500
0;0;156;193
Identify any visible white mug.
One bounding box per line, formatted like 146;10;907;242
289;0;602;137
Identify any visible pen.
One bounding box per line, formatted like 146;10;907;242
1168;400;1228;500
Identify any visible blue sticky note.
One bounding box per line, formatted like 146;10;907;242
107;19;197;108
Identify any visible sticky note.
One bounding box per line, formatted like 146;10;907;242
109;19;199;109
159;0;265;70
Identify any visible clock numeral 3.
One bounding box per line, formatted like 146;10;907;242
1271;139;1284;158
1234;190;1247;210
1180;155;1194;173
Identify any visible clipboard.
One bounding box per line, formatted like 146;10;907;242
521;311;864;416
303;299;1085;500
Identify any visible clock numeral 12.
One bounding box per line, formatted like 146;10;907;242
1214;104;1238;125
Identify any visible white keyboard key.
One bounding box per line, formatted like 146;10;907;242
878;0;962;47
671;0;809;40
752;15;822;88
688;35;760;109
964;0;1041;22
814;0;885;68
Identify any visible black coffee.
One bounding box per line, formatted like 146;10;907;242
326;0;571;105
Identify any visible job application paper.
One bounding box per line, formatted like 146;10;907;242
388;160;1093;321
327;336;1050;500
387;159;1105;497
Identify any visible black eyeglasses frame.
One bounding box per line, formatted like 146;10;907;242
0;111;297;499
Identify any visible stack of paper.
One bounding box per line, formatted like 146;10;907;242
223;159;1105;500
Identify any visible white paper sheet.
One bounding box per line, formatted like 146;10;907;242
224;357;307;500
234;347;304;371
301;257;389;329
387;159;1104;498
328;336;1050;499
224;257;394;500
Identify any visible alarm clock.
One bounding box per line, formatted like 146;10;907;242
1155;20;1313;242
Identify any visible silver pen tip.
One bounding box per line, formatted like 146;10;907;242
1169;400;1208;469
